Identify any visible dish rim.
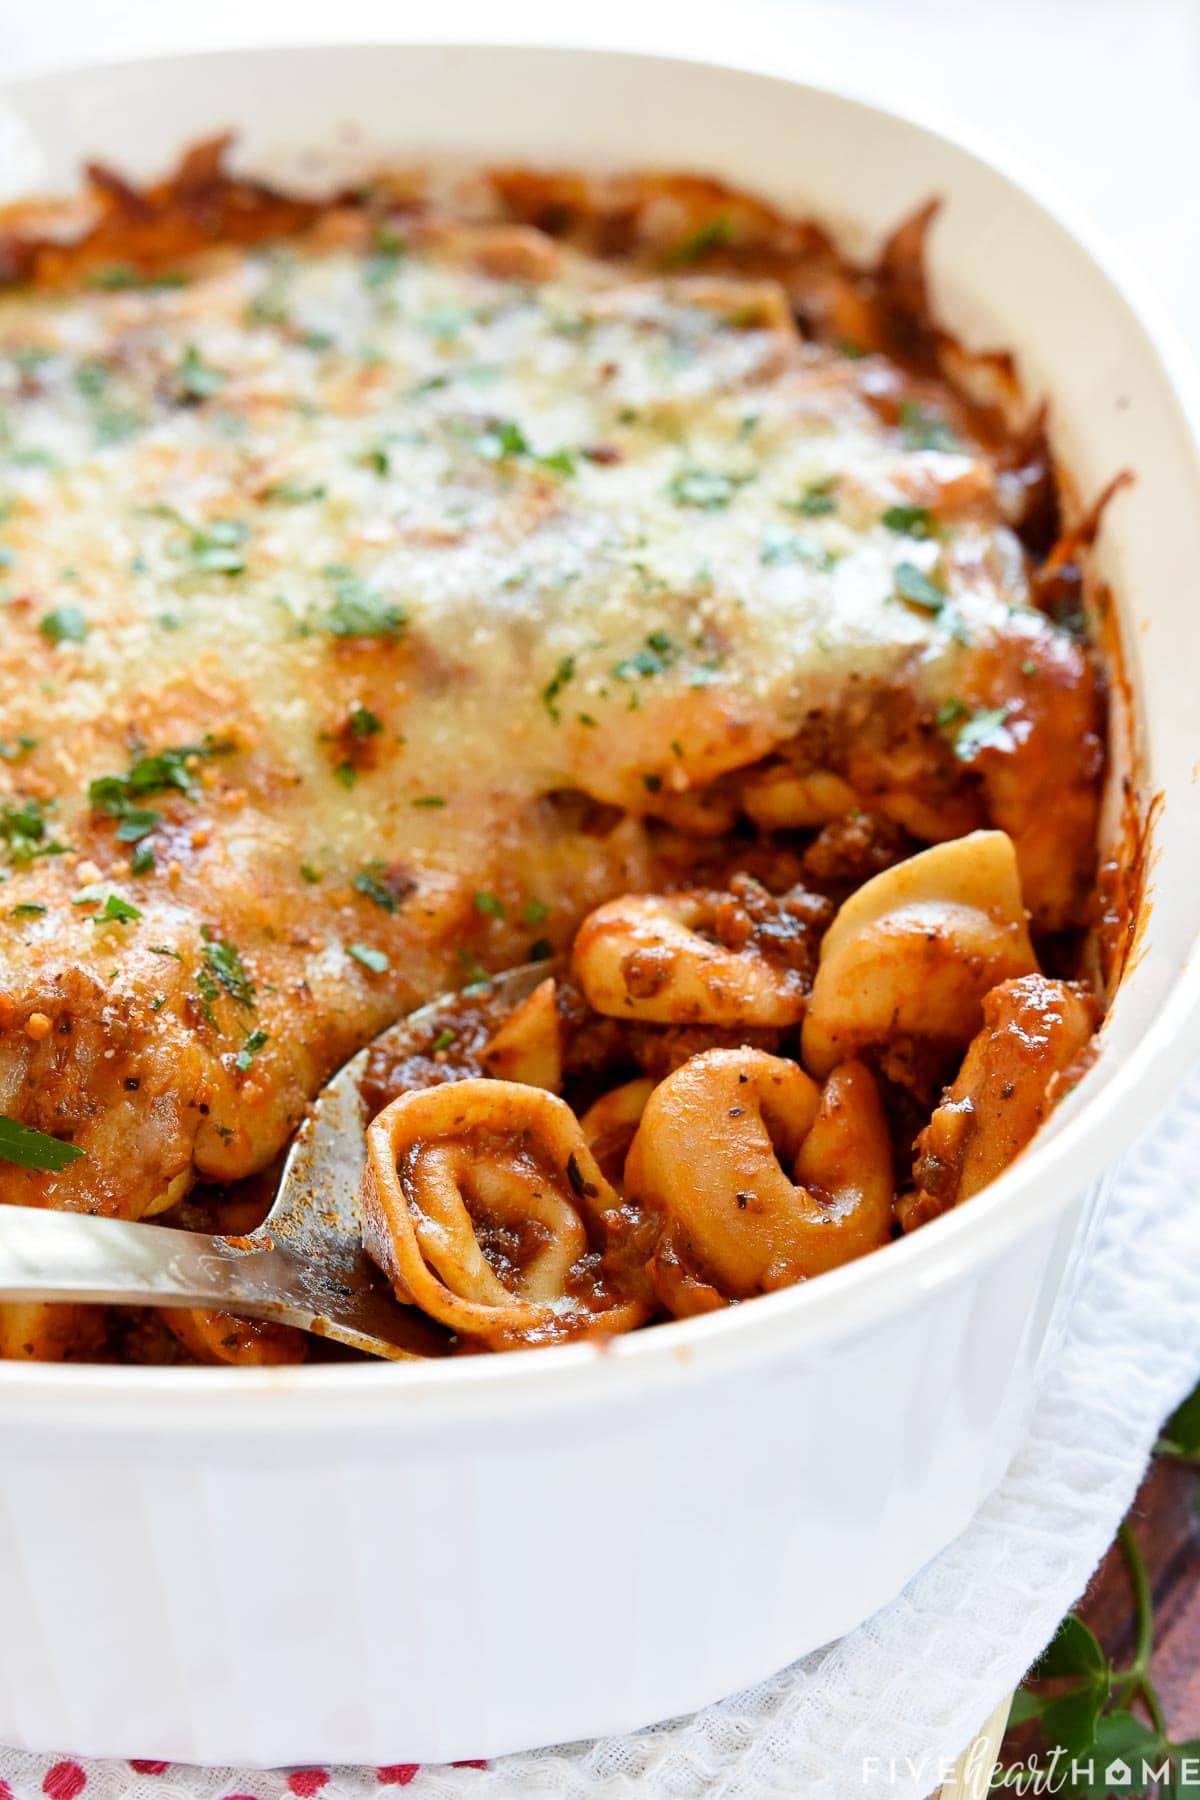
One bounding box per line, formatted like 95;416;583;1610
1;34;1198;1429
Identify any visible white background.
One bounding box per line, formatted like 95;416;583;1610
4;0;1200;349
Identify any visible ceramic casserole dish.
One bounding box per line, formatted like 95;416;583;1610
0;37;1198;1769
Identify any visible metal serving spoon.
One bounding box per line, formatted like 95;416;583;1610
0;963;550;1361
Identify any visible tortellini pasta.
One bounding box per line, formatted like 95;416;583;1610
801;830;1038;1079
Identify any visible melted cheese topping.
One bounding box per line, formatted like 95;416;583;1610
0;213;1075;1213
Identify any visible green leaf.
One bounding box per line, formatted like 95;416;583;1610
954;705;1012;762
174;344;227;401
93;893;142;925
353;866;399;912
668;466;747;510
1033;1614;1110;1684
0;1115;85;1172
39;605;88;645
324;572;405;641
1158;1381;1200;1458
235;1028;269;1072
1006;1687;1048;1727
348;941;389;973
882;503;937;538
662;216;733;268
1073;1712;1165;1795
899;401;960;452
893;560;944;612
202;937;255;1008
1038;1684;1107;1763
787;481;838;518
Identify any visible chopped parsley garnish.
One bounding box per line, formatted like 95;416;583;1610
899;401;960;452
542;654;576;722
148;944;182;959
174;344;227;402
431;1028;457;1054
789;481;838;518
39;606;88;645
201;937;255;1009
334;763;357;789
348;941;389;973
10;902;45;919
662;216;733;268
364;226;406;288
523;899;549;926
235;1028;269;1072
89;738;229;841
0;1116;84;1172
353;865;399;912
614;632;676;681
882;504;937;538
412;795;445;808
474;419;530;461
324;570;405;641
130;842;155;876
184;518;249;576
348;704;383;740
893;560;945;613
299;861;321;884
356;445;391;476
934;697;969;729
92;894;142;926
668;467;748;510
0;799;67;865
90;264;187;293
473;891;505;919
266;480;326;505
760;526;834;570
952;705;1013;761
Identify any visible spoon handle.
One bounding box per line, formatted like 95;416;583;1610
0;1204;303;1317
0;1205;436;1359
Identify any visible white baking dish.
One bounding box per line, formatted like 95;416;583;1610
1;38;1199;1770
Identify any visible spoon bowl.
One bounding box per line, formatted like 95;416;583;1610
0;962;554;1359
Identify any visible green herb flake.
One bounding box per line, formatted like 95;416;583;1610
235;1027;269;1072
93;893;142;925
0;1115;85;1172
522;899;549;926
662;216;733;268
893;560;945;613
266;480;326;505
431;1027;456;1054
760;526;834;570
882;503;937;538
39;606;88;646
412;795;445;809
934;697;969;729
185;518;249;576
348;941;389;973
473;891;505;919
201;937;255;1008
668;467;747;510
148;944;182;959
542;654;576;723
174;344;228;402
899;401;960;453
790;482;838;518
353;865;399;912
324;571;405;641
0;798;68;865
130;842;155;876
953;705;1012;762
10;902;45;919
348;704;383;740
299;861;321;884
0;735;36;763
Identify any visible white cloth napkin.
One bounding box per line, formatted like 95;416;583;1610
3;1062;1199;1800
